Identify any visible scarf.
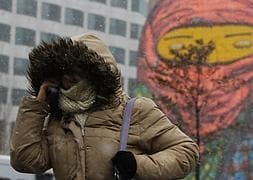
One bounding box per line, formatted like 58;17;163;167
59;80;96;127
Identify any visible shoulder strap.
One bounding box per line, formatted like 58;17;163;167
119;98;136;151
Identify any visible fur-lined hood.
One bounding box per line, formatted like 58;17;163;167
71;33;117;70
27;33;122;110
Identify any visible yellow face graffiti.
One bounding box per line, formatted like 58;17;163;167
157;25;253;64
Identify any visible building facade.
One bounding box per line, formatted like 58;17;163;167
0;0;148;153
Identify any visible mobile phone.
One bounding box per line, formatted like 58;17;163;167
47;87;59;94
47;87;61;116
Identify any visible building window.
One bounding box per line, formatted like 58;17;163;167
0;55;9;73
0;0;12;11
14;58;28;76
131;0;147;16
128;78;136;97
16;0;37;17
10;121;16;135
130;23;142;39
89;0;106;4
40;32;60;43
0;23;11;42
109;18;126;37
110;0;127;9
0;86;8;104
65;8;84;27
88;13;106;32
121;76;124;87
11;88;26;105
0;120;7;152
15;27;35;46
41;2;61;22
109;46;125;64
129;50;137;66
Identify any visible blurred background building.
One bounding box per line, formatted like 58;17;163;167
0;0;148;154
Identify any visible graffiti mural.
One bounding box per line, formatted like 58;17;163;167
136;0;253;179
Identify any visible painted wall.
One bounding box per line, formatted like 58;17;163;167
136;0;253;179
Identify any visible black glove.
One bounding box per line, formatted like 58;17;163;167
112;151;137;180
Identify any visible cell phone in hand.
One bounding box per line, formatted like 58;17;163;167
47;87;59;94
47;87;61;117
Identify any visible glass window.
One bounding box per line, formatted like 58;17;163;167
110;0;127;9
14;58;28;76
109;46;125;64
0;55;9;73
88;13;106;32
0;120;7;152
40;32;60;43
15;27;35;46
131;0;139;12
129;50;137;66
109;18;126;37
130;23;142;39
41;2;61;22
121;76;124;87
65;8;84;27
89;0;106;4
0;86;8;104
128;78;136;97
17;0;37;17
0;23;11;42
9;121;16;136
131;0;147;16
0;0;12;11
11;88;26;105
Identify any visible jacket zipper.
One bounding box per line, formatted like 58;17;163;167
81;127;85;137
74;114;88;136
74;114;88;178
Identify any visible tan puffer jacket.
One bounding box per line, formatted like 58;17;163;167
10;33;199;180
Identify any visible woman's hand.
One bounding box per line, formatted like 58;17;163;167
36;80;59;104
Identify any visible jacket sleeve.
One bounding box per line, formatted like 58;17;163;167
10;96;51;174
134;97;199;180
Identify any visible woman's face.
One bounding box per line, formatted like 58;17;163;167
61;74;82;90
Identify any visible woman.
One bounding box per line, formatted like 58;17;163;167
10;33;199;180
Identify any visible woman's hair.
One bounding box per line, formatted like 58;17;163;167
27;37;121;113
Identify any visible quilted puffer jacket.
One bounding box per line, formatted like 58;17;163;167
10;33;199;180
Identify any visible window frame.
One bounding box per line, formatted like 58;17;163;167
109;18;127;37
109;46;125;64
15;27;36;47
65;8;84;27
0;86;8;104
0;0;12;11
128;78;137;97
129;50;137;66
110;0;127;9
0;55;9;73
130;23;142;39
88;13;106;32
41;2;61;22
40;32;60;43
11;88;27;106
13;57;28;76
16;0;37;17
0;23;11;42
89;0;106;4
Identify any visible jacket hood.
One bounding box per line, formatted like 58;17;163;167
27;33;122;110
71;33;118;72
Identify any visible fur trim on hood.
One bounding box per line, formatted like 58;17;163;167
27;33;121;111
